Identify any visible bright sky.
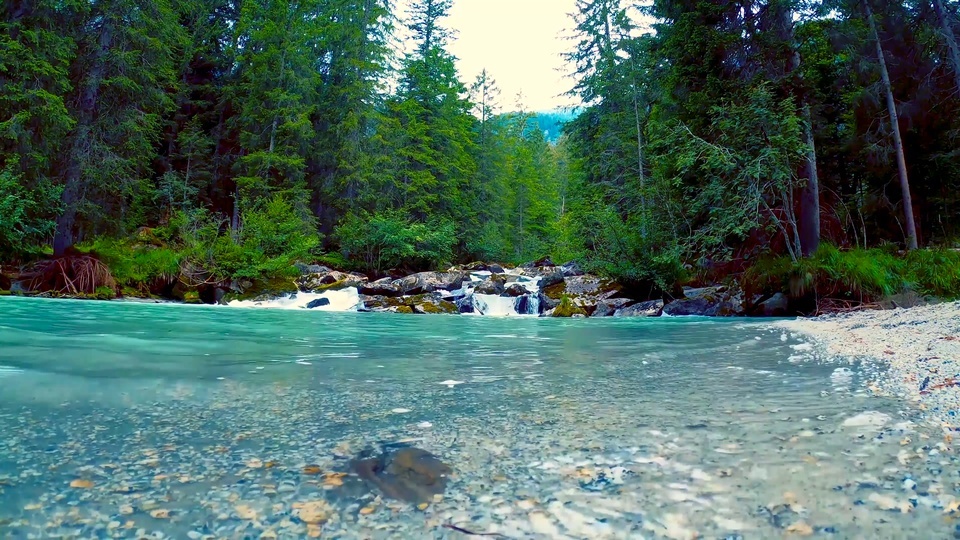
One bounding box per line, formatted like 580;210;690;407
444;0;580;112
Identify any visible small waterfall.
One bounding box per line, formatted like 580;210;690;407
228;287;361;311
473;294;522;316
514;293;541;315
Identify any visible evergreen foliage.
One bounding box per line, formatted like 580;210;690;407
1;0;959;301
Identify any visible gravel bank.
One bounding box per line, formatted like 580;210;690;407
778;301;960;425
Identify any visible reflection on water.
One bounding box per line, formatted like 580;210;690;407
0;296;954;539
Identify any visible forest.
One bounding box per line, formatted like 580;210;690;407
2;0;960;302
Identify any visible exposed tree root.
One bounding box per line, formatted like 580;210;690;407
21;256;116;295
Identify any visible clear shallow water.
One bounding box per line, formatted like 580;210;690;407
0;297;957;539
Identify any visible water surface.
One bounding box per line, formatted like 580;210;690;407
0;297;955;539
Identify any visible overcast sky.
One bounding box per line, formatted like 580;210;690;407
442;0;580;112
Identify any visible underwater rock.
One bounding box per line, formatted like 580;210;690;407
351;447;451;503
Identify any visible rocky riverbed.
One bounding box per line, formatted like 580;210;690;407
227;258;791;318
2;297;960;539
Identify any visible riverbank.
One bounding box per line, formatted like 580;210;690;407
778;301;960;426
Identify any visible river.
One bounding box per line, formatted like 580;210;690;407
0;296;954;539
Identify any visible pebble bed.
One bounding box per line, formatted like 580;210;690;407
778;301;960;425
1;298;959;539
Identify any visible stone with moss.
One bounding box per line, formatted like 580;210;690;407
551;296;587;317
183;290;202;304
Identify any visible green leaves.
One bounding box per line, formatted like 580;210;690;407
0;166;61;260
336;210;455;272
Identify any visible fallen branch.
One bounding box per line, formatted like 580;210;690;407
441;523;506;537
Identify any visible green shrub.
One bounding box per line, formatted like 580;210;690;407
336;210;456;272
88;238;181;288
0;165;61;261
745;244;960;301
903;249;960;299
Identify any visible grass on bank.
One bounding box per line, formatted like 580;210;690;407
744;244;960;302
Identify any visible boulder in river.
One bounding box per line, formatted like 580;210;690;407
592;298;635;317
751;292;789;317
297;271;367;293
408;293;459;315
538;269;565;290
360;278;402;297
352;447;451;503
306;297;331;309
542;275;622;315
663;286;741;316
549;296;588;317
474;274;507;295
503;283;528;297
614;299;664;317
393;271;466;295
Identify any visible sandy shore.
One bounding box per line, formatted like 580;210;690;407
778;301;960;426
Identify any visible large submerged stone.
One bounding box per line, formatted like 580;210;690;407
351;448;451;503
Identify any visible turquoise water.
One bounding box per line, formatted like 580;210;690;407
0;296;956;539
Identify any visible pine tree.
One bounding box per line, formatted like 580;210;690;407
53;0;182;254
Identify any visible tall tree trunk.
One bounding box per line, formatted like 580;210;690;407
777;2;821;256
53;21;112;256
866;1;919;250
932;0;960;95
632;84;648;238
799;104;821;256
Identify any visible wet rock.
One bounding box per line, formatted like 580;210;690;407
550;297;588;318
360;295;389;311
409;293;459;315
504;283;528;297
296;271;367;293
592;298;635;317
456;296;475;314
352;448;451;503
752;292;789;317
542;275;621;315
522;256;555;268
306;298;331;309
756;503;802;529
614;299;664;318
474;274;507;295
663;286;740;316
538;292;559;311
459;261;505;273
359;278;402;297
393;272;467;295
538;270;565;291
560;261;584;277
